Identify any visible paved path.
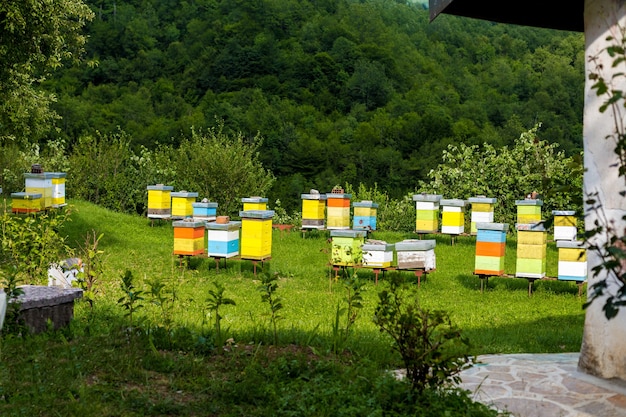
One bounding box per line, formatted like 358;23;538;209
459;353;626;416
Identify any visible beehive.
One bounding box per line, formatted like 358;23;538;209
50;173;67;207
474;222;509;276
147;184;174;218
173;219;206;256
242;197;268;211
440;199;467;235
240;210;274;260
330;229;366;266
11;192;42;213
556;240;587;282
326;192;352;230
24;172;54;209
207;221;241;259
301;193;327;229
413;194;442;233
515;223;547;278
352;200;378;231
395;239;436;270
515;199;543;224
468;197;497;235
552;210;577;241
361;241;394;268
192;201;218;222
171;191;198;218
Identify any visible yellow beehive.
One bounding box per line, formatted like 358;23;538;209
147;184;174;218
515;223;547;278
173;219;205;256
515;199;543;224
240;210;275;260
556;240;587;282
50;173;67;207
301;192;327;229
11;192;43;213
468;197;497;235
242;197;268;211
171;191;198;218
440;199;467;235
552;210;577;241
24;172;54;209
413;194;442;233
326;192;351;230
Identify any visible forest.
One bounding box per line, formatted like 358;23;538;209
6;0;585;212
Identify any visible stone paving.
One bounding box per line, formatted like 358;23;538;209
459;353;626;417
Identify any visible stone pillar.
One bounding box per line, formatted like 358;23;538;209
578;0;626;380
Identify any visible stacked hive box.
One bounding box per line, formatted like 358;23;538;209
173;219;205;256
207;221;241;259
11;192;42;213
556;240;587;282
240;210;274;260
24;172;53;210
171;191;198;219
330;229;366;266
326;192;351;230
242;197;268;211
515;223;547;278
147;184;174;219
192;201;218;222
301;193;327;230
553;210;577;241
474;223;509;276
352;200;378;231
395;239;436;270
361;240;394;268
413;194;442;233
50;173;67;207
468;197;497;235
440;199;467;235
515;199;543;224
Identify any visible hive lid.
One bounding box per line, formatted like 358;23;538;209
440;198;467;207
192;202;218;208
241;197;268;203
552;210;576;216
207;221;242;230
515;199;543;206
362;243;394;251
23;172;55;179
171;191;198;198
239;210;275;219
395;239;436;251
412;194;442;202
468;197;497;204
516;222;546;232
330;229;367;238
353;200;379;208
301;193;327;200
476;222;509;232
173;219;206;228
326;193;351;199
11;192;42;199
556;240;586;249
147;184;174;191
48;172;67;178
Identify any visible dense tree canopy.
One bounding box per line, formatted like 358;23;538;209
37;0;584;211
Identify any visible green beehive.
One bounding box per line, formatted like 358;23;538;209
330;230;366;266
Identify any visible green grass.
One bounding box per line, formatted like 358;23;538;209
0;199;585;416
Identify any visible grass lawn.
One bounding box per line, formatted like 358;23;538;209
0;199;585;416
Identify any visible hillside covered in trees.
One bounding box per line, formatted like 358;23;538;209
41;0;584;211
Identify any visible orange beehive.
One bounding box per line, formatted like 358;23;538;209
173;220;205;256
474;223;509;275
326;192;351;229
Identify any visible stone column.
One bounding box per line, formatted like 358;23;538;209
578;0;626;380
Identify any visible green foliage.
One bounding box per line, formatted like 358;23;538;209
147;278;177;349
345;182;415;231
419;124;584;227
117;270;145;331
0;265;25;335
205;281;236;349
75;230;104;312
0;208;73;284
258;272;284;345
0;0;94;144
332;274;365;354
374;275;473;393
